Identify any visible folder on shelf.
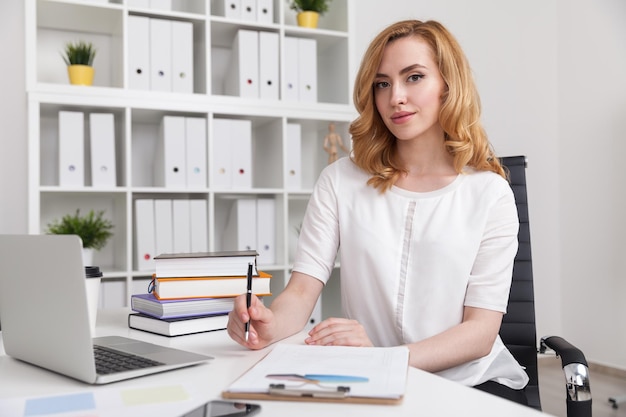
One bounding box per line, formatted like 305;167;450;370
128;0;150;7
259;31;279;100
256;0;273;24
223;198;257;253
185;117;207;189
224;29;259;98
240;0;256;21
172;199;191;253
128;15;151;91
171;20;194;94
149;0;171;11
283;37;299;101
285;123;302;190
154;199;174;256
230;119;252;189
212;0;240;19
298;38;318;103
155;116;186;188
89;113;117;188
256;198;275;265
190;199;209;252
58;110;85;187
222;344;409;404
149;17;172;92
211;118;233;190
135;199;156;271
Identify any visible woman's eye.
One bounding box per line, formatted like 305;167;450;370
374;80;390;89
408;74;424;82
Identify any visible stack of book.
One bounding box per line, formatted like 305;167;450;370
129;250;272;337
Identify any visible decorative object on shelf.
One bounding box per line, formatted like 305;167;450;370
62;40;96;85
323;122;349;164
288;0;332;28
46;209;114;265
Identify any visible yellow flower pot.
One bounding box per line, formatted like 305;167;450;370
67;65;95;86
297;11;319;28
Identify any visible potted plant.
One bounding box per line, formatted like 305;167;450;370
46;209;114;265
62;40;96;85
287;0;332;28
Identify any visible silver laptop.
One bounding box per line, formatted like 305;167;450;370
0;234;213;384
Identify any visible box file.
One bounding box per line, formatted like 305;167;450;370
256;0;273;23
154;199;174;257
190;199;209;252
155;116;187;188
89;113;117;188
211;118;233;189
256;198;275;265
259;31;279;100
172;199;191;253
212;0;240;19
298;38;318;102
128;15;151;90
230;119;252;189
171;20;194;94
283;37;299;101
149;18;172;91
285;123;302;190
149;0;171;10
240;0;256;21
58;111;85;187
224;30;259;98
135;199;156;271
185;117;207;189
127;0;150;7
223;199;257;252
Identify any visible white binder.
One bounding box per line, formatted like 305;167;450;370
58;111;84;187
155;116;186;188
240;0;256;21
230;119;252;189
285;123;302;190
212;0;240;19
149;18;172;92
154;199;173;257
259;31;279;100
211;118;233;189
89;113;117;188
135;199;156;271
127;0;150;7
224;30;259;98
128;15;150;90
283;36;299;101
223;198;257;252
298;37;318;102
256;0;273;24
171;20;194;94
149;0;171;10
185;117;207;189
256;198;275;265
172;199;191;253
190;199;208;252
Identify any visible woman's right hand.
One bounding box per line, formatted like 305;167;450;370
227;293;275;349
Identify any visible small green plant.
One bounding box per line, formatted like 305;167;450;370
46;209;113;250
288;0;332;15
62;40;96;66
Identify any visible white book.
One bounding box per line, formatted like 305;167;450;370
190;199;208;252
240;0;256;21
285;123;302;190
256;198;275;265
223;199;257;253
155;116;186;188
211;118;233;190
149;18;172;92
185;117;207;189
283;37;299;101
128;15;151;90
212;0;240;19
224;30;259;98
171;20;194;94
58;111;84;187
154;199;173;257
172;199;191;253
230;119;252;189
256;0;273;24
298;37;318;102
135;199;156;271
258;31;279;100
89;113;117;188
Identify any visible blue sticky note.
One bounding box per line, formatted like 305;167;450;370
24;392;95;416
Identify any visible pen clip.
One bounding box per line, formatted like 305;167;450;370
268;383;350;399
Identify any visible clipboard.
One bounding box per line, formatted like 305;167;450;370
221;343;409;405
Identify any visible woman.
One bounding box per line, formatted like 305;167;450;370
227;19;529;404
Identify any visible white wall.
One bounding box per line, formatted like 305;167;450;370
1;0;624;369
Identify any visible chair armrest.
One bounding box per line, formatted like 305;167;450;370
540;335;592;417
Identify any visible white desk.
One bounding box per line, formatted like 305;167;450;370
0;308;552;416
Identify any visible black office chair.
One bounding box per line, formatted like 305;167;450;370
499;156;592;417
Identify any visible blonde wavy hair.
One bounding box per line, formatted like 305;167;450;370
350;20;505;192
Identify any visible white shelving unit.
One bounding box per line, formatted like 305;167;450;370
26;0;355;322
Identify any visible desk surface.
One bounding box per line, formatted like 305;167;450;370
0;308;551;416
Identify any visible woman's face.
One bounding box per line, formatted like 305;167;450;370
373;36;446;142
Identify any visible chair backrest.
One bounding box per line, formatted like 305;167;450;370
499;156;541;410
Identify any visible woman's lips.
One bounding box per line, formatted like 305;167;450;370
390;111;414;124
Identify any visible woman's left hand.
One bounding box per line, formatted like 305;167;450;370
305;317;374;347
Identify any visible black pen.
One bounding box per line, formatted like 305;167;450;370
245;262;253;342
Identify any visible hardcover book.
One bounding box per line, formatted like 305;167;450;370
152;270;272;300
128;312;229;337
154;250;259;278
130;293;235;319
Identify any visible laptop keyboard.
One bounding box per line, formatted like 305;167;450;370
94;344;164;375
